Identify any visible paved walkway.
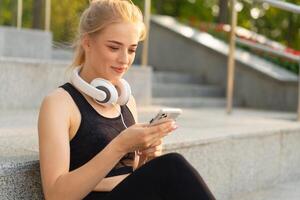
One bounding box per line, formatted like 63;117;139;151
232;179;300;200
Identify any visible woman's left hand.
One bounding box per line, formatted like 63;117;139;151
135;121;178;167
139;139;163;157
137;139;163;165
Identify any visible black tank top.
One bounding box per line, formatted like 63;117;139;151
59;82;136;199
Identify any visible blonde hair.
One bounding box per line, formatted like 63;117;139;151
69;0;146;70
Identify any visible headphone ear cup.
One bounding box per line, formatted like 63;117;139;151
71;67;108;103
115;79;131;105
90;78;118;104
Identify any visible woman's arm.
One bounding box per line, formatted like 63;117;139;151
126;96;166;169
38;91;127;200
125;95;143;171
125;95;159;170
93;173;130;191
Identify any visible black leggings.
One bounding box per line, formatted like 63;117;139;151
84;153;216;200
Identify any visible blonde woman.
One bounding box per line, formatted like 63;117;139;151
38;0;216;199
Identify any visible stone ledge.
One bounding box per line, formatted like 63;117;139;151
1;108;300;200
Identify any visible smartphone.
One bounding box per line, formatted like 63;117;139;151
149;108;182;126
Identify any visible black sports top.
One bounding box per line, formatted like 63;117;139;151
59;82;136;199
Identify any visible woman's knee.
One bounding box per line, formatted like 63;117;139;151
151;153;194;180
157;152;188;167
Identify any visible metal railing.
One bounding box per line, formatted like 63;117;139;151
141;0;151;67
17;0;22;29
235;38;300;62
14;0;150;65
15;0;150;65
226;0;238;115
45;0;51;31
226;0;300;120
16;0;51;31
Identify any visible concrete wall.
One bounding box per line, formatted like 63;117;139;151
0;57;152;110
0;26;52;59
145;16;298;111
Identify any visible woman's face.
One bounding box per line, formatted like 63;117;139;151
85;21;141;83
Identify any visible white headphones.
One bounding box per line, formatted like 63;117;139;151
70;66;132;106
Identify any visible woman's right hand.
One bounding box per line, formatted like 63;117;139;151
112;120;177;154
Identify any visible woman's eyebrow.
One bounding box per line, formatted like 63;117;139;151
107;40;137;47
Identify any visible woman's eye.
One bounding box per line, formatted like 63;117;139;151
129;49;136;53
109;47;119;51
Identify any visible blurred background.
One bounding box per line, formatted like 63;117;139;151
1;0;299;73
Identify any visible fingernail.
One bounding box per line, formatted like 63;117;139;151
172;123;178;129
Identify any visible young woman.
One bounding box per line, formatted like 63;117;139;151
38;0;216;199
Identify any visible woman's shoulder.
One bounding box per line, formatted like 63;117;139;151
38;88;74;139
39;87;74;115
44;87;72;103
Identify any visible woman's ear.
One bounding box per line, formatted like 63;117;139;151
81;34;91;52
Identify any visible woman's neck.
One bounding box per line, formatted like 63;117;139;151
79;63;98;84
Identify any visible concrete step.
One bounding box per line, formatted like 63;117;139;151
0;149;42;200
152;83;224;97
0;57;68;110
1;108;300;200
152;97;226;108
232;179;300;200
152;71;204;84
0;109;42;199
0;57;152;109
51;48;73;60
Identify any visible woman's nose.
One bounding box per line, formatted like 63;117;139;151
118;50;129;64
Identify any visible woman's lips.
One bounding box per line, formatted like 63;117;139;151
111;66;126;73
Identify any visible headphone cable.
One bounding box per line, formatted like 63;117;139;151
112;103;128;129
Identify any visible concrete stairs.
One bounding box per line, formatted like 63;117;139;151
0;52;299;200
1;60;300;200
148;15;299;111
152;71;227;108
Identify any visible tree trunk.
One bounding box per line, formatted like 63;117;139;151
217;0;228;24
155;0;163;14
174;0;182;17
11;0;17;26
0;0;2;20
32;0;43;29
287;13;296;48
